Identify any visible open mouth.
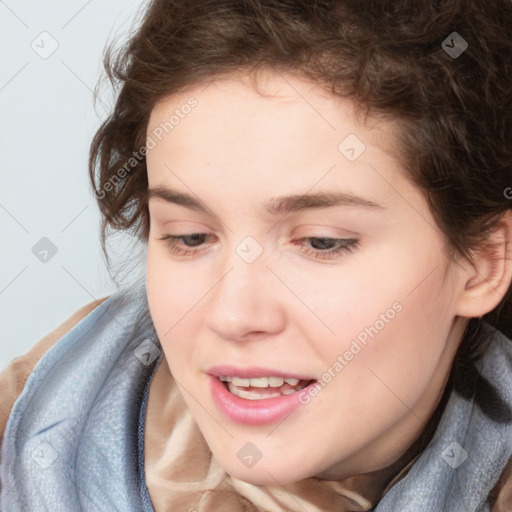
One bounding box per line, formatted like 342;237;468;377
209;374;319;425
218;376;316;400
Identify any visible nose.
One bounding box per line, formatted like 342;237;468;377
204;244;287;342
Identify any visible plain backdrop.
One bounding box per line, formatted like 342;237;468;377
0;0;149;371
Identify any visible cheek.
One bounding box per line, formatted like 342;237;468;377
312;253;453;401
146;247;189;358
146;243;199;324
285;266;397;355
341;275;453;416
146;247;170;327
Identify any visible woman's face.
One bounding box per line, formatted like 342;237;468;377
145;70;469;485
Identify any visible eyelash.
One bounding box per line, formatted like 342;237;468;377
157;233;359;260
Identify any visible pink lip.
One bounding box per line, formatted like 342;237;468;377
209;375;317;425
207;364;315;380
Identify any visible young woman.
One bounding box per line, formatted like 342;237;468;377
1;1;512;510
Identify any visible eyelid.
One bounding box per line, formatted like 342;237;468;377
292;224;360;238
156;231;359;261
152;219;215;233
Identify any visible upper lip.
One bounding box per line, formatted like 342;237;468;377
207;365;316;381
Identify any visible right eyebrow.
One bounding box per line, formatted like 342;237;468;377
147;186;385;217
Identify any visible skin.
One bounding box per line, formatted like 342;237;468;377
144;69;512;486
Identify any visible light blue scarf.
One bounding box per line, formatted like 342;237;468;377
1;283;511;511
375;322;512;511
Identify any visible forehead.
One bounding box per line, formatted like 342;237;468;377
147;70;398;155
145;71;424;220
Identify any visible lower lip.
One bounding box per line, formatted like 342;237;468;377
209;375;316;425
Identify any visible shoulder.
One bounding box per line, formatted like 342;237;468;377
0;297;109;440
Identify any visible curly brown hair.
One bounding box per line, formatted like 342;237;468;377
89;0;512;505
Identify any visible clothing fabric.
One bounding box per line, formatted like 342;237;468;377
0;283;511;511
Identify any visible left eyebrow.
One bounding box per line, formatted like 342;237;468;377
147;186;385;216
264;190;385;215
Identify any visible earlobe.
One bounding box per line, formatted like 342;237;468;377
455;210;512;318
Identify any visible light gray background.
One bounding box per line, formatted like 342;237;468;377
0;0;149;371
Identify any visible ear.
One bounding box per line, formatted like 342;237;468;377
455;210;512;318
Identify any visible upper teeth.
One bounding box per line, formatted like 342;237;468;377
219;376;301;388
